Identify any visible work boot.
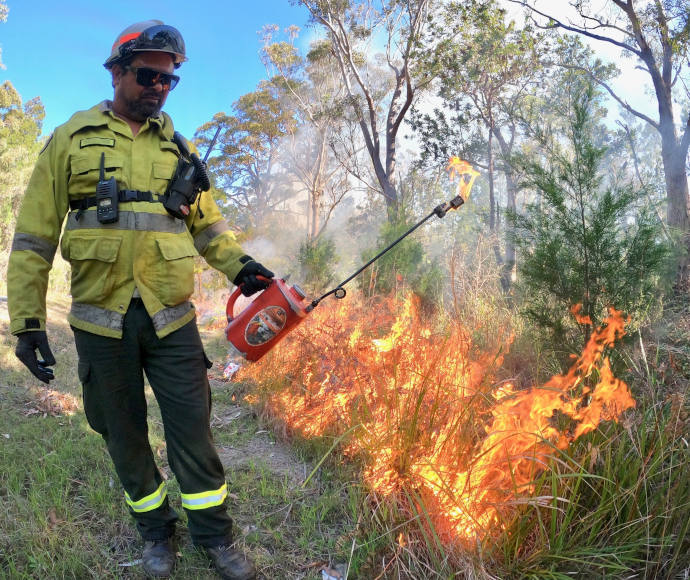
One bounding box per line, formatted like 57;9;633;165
142;538;175;577
204;544;256;580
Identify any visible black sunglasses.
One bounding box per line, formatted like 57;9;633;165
124;66;180;91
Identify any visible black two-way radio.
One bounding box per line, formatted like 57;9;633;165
163;127;220;220
95;152;119;224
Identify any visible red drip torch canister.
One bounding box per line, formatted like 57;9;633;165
225;278;310;362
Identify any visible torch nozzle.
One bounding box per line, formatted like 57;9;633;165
434;195;465;218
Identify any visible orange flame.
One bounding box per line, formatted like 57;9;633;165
447;156;480;201
238;296;635;542
570;303;593;325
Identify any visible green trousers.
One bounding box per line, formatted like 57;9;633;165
73;298;233;547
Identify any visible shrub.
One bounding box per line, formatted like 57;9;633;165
509;80;672;355
297;236;338;294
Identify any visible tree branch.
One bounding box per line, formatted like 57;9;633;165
507;0;641;56
557;62;660;129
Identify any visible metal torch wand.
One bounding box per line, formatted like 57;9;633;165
307;194;466;311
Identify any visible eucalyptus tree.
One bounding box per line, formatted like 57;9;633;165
261;28;355;241
0;81;44;253
414;1;548;291
509;0;690;288
296;0;440;221
195;81;298;229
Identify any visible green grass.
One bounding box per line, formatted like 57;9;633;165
492;397;690;578
0;300;366;579
0;400;141;578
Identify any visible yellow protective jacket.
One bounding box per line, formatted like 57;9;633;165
8;101;247;338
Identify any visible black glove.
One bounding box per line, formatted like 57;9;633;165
233;256;275;297
15;330;56;384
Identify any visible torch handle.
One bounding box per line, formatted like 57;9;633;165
226;275;273;322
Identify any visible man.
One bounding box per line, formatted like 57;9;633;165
7;20;271;580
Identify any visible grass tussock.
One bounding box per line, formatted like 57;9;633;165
236;271;689;578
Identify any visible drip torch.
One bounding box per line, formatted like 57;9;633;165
225;160;479;363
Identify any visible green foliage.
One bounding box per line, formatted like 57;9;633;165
0;81;45;255
360;216;443;307
195;81;298;229
412;1;548;167
297;236;339;294
510;80;673;351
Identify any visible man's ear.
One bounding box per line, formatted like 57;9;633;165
110;64;124;88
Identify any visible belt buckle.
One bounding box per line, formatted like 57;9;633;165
122;190;139;202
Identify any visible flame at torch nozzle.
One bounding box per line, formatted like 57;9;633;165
447;156;480;204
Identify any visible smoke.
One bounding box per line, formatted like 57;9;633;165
242;236;284;273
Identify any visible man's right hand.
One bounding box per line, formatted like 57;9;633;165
233;257;275;297
15;330;56;384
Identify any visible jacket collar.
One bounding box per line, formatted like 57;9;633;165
63;101;175;141
99;100;174;140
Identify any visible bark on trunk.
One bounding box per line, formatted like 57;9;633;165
661;135;690;290
488;122;496;231
501;168;517;291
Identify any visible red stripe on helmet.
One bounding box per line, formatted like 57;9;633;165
112;31;142;51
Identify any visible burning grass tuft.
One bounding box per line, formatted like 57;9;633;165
236;291;656;577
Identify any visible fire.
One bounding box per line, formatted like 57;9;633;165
237;295;635;542
570;303;593;325
447;156;480;201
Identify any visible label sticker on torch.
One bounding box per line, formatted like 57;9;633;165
245;306;288;346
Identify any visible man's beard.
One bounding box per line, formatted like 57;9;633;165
123;93;163;121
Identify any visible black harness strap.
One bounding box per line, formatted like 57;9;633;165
69;190;162;211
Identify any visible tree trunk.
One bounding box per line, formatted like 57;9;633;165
502;167;517;291
488;120;496;231
661;132;690;289
488;117;509;290
309;186;319;240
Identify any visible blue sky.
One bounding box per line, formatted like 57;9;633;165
0;1;663;143
0;1;312;138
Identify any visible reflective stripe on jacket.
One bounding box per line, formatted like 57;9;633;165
8;101;247;338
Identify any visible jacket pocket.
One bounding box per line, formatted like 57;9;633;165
151;162;177;194
63;235;122;303
154;236;198;305
68;153;124;195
